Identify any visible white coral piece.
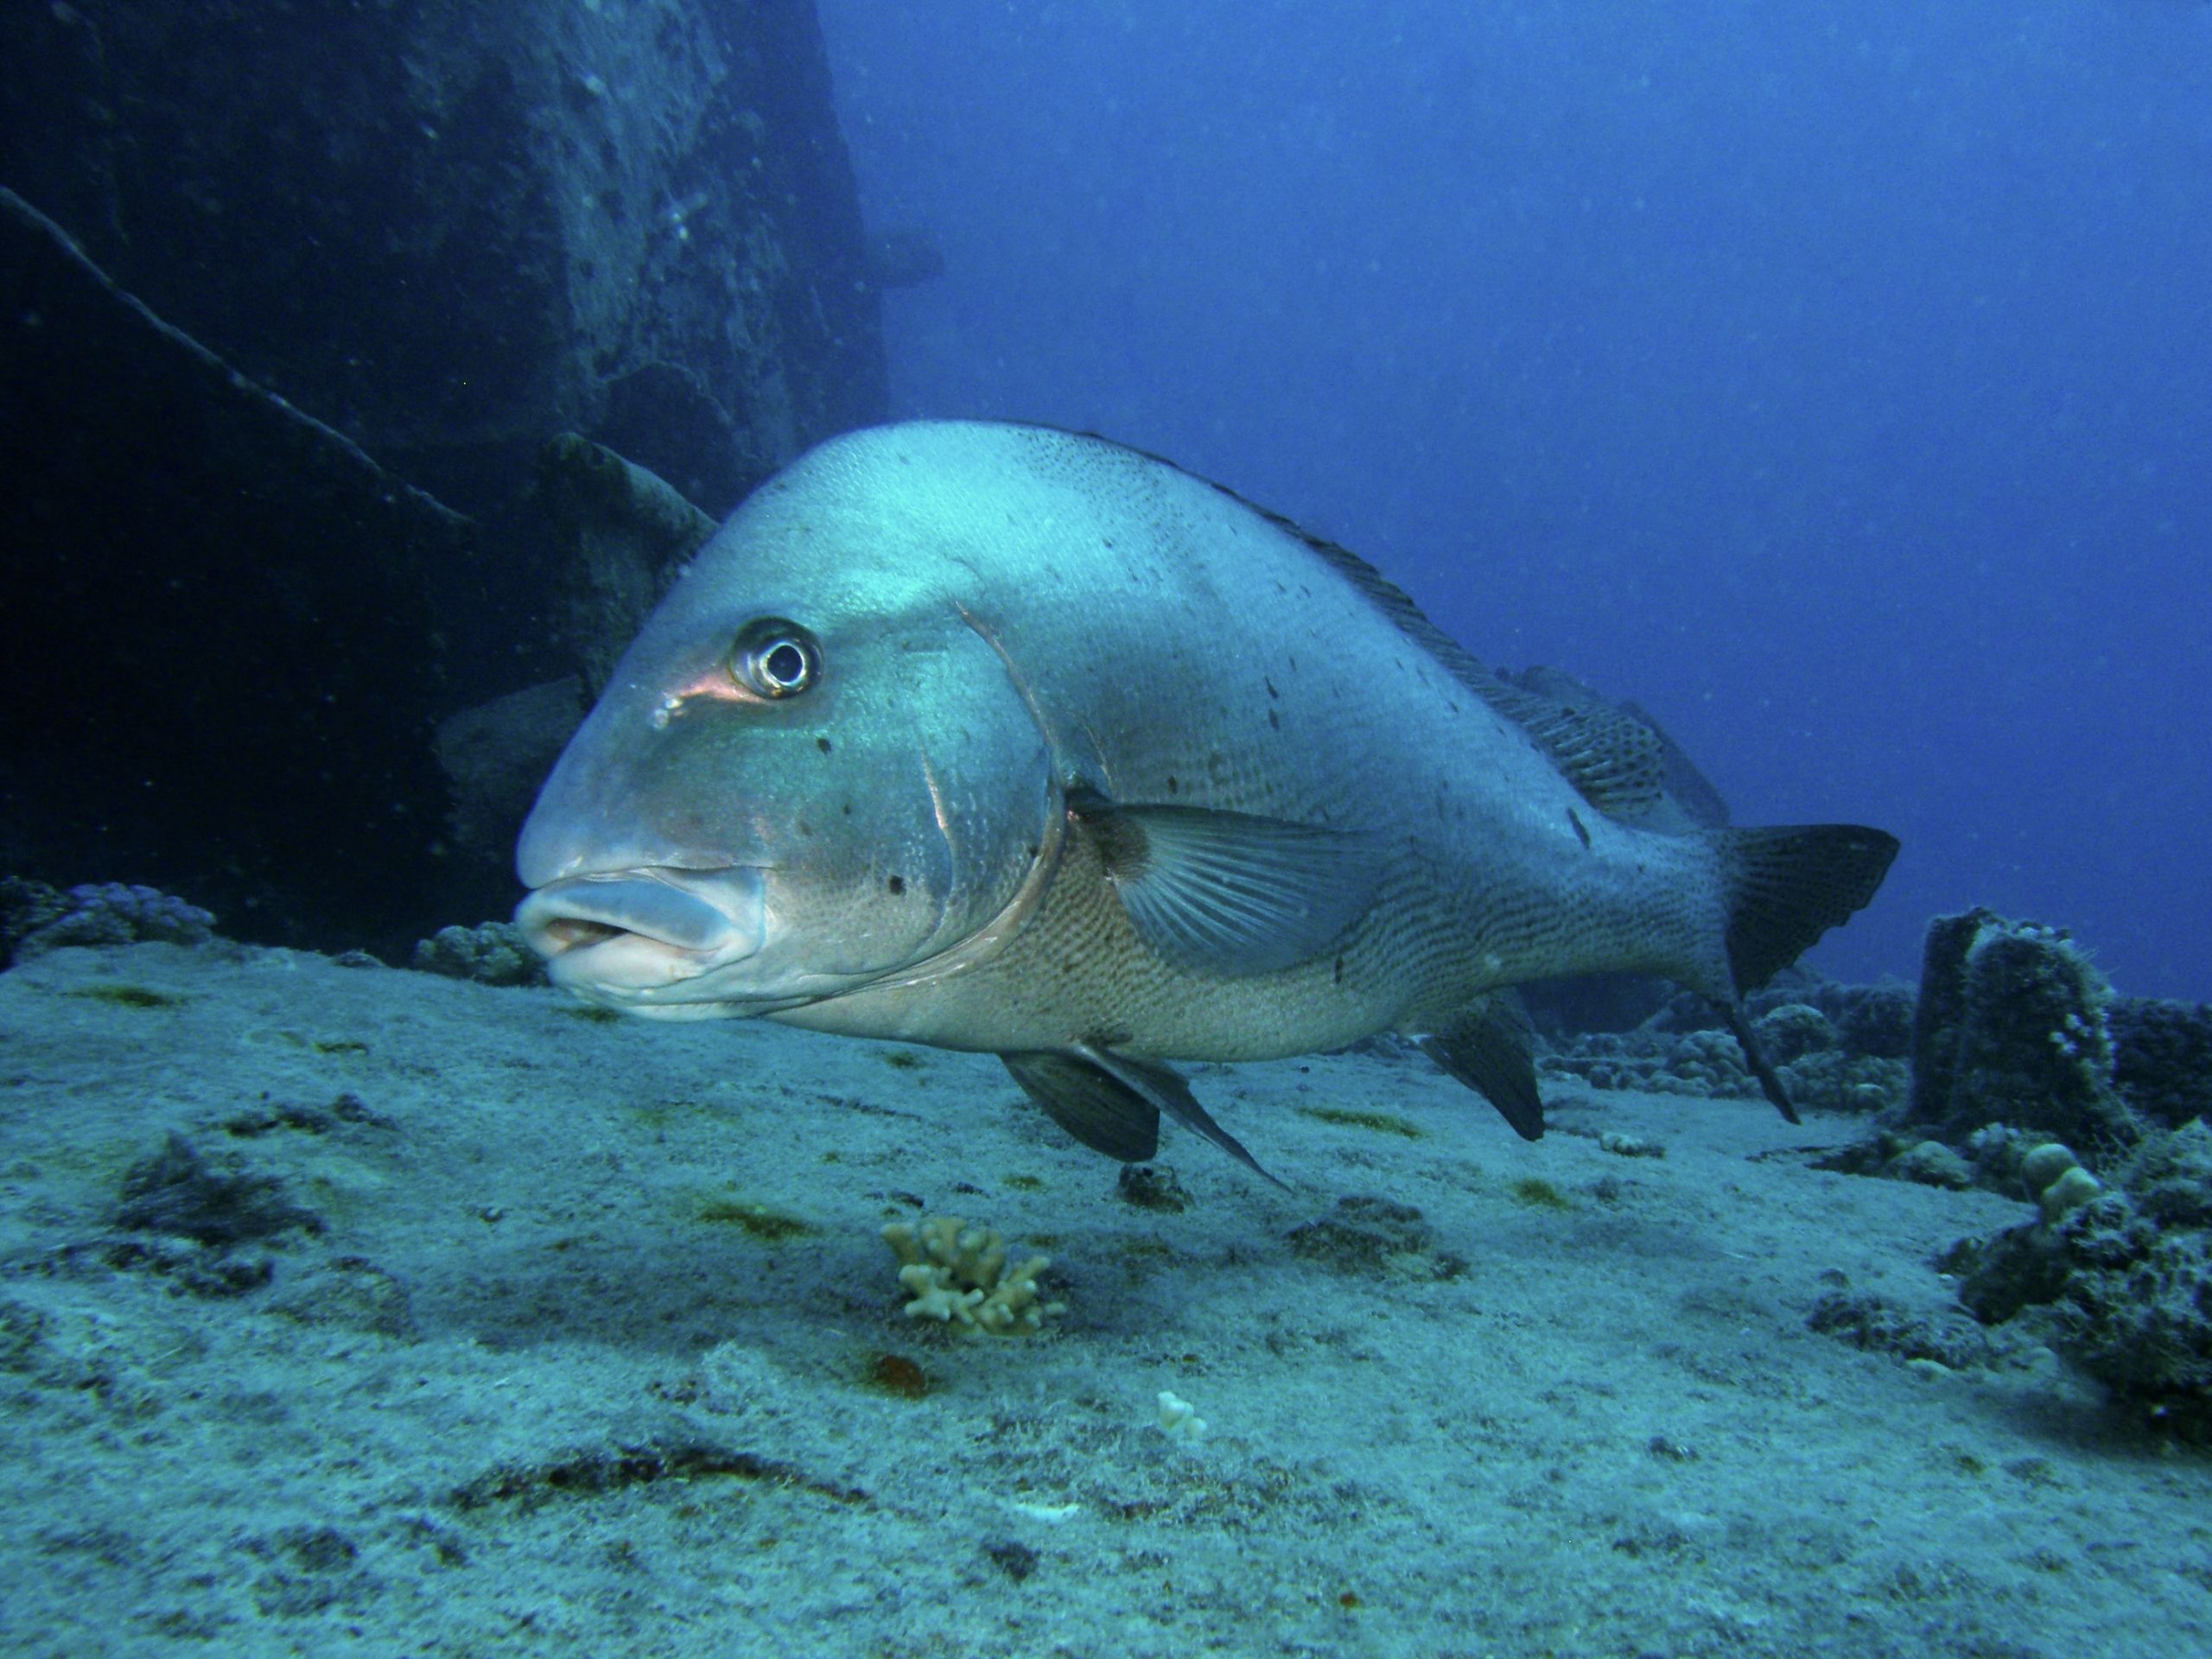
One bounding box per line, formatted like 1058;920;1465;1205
1156;1389;1208;1442
882;1216;1062;1337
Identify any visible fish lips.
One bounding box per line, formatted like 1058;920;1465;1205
514;866;771;1010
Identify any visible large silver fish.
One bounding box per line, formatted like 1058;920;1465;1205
516;423;1897;1179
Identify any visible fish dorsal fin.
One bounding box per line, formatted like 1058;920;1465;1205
1620;697;1732;830
1070;792;1379;976
1464;678;1669;820
1047;426;1679;821
1160;445;1674;820
1258;513;1673;819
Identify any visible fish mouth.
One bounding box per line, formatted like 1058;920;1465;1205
514;866;769;1008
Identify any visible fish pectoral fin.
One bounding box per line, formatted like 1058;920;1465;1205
1061;1044;1292;1185
1416;994;1545;1141
1001;1050;1161;1163
1071;794;1379;977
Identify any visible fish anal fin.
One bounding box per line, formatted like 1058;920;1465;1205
1071;794;1378;977
1417;994;1545;1141
1001;1051;1160;1163
1717;1000;1801;1125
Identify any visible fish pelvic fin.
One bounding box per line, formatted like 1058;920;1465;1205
1719;824;1899;997
1416;994;1545;1141
1004;1043;1290;1189
1077;1043;1289;1189
1001;1051;1160;1163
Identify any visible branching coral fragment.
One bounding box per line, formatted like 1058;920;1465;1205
881;1216;1062;1337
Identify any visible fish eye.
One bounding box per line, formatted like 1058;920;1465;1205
731;618;821;699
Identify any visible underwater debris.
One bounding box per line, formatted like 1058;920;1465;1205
450;1441;871;1514
412;922;543;987
1286;1196;1465;1280
866;1352;930;1399
1806;1289;2008;1373
1947;1118;2212;1436
1116;1164;1192;1213
115;1133;321;1249
696;1198;815;1242
1907;910;2135;1154
1542;995;1904;1114
534;432;719;697
1296;1105;1424;1139
8;882;215;963
2;187;467;958
2108;997;2212;1130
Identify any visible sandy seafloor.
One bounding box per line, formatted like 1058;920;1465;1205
0;940;2207;1659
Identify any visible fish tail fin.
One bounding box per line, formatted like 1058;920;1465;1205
1719;824;1899;997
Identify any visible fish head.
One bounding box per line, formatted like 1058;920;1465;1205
515;439;1054;1018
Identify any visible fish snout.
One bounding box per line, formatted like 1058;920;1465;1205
514;866;767;1002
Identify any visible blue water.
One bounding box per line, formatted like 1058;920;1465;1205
817;0;2212;1000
